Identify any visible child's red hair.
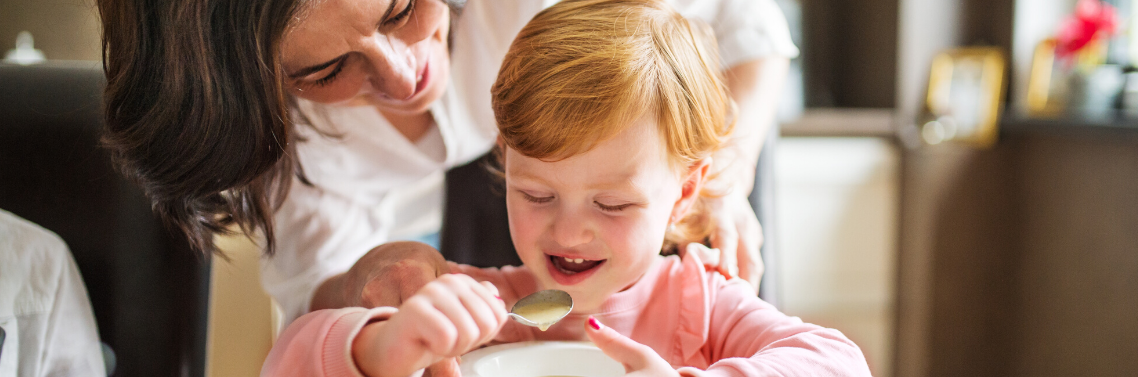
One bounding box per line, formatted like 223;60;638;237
491;0;736;247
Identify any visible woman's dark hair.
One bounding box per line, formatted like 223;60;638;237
98;0;306;256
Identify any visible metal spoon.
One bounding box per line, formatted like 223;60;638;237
508;289;573;331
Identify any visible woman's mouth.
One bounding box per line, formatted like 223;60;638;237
546;254;606;285
413;58;430;96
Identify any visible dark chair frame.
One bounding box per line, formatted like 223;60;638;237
0;61;210;377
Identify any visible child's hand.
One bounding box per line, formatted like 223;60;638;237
584;316;681;377
352;274;508;377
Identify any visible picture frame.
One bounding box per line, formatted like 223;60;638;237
1026;39;1065;118
921;47;1007;148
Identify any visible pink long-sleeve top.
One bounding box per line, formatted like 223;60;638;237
261;252;871;376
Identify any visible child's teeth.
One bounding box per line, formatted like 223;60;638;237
563;257;573;262
573;258;583;263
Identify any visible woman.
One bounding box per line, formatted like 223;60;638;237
97;0;797;325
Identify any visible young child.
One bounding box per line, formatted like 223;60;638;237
261;0;871;376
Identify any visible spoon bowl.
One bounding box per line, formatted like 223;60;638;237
509;289;573;331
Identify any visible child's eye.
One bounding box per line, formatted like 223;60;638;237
521;191;554;204
595;201;633;212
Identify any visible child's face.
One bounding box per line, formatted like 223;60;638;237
504;115;704;312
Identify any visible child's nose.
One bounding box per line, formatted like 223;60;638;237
549;212;595;248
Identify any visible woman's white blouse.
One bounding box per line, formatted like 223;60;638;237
263;0;800;324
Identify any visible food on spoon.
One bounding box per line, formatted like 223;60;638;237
513;301;571;331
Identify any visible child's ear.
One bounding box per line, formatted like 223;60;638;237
670;157;712;222
494;136;508;166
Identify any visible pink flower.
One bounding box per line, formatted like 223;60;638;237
1055;0;1119;58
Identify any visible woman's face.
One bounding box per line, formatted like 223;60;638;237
281;0;450;116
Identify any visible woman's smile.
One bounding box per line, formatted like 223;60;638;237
281;0;451;114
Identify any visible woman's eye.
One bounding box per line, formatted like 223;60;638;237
521;191;553;204
384;0;416;27
296;59;347;88
595;201;633;212
308;61;346;87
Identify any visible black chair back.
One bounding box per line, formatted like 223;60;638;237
0;61;209;377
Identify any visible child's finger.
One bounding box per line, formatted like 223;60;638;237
448;278;505;347
476;281;507;319
476;281;509;344
480;280;501;298
583;316;654;372
472;280;509;338
424;357;461;377
479;281;509;324
402;297;459;357
428;277;483;355
467;279;504;315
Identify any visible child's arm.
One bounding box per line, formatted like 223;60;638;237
352;274;508;376
261;274;508;377
585;279;871;377
695;279;872;376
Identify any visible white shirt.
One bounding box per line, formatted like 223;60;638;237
264;0;800;324
0;210;106;377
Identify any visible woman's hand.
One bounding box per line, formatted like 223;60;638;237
685;194;764;291
312;241;451;311
352;274;509;377
585;316;680;377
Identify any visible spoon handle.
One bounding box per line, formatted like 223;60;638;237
507;312;536;327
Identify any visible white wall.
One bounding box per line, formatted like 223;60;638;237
0;0;101;61
774;137;899;377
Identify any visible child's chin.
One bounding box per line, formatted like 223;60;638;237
557;286;602;312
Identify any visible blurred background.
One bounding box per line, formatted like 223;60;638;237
4;0;1138;376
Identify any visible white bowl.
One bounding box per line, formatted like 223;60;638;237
460;341;624;377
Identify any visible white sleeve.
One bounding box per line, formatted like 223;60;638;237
262;179;393;326
671;0;800;67
40;250;108;377
0;210;106;377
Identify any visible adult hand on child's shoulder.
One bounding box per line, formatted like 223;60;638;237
584;316;681;377
337;241;451;309
701;193;764;292
353;274;508;377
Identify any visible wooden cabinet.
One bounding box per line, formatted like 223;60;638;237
896;123;1138;376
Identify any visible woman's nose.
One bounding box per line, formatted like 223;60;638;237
361;35;418;100
549;210;595;248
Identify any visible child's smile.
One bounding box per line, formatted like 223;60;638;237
546;253;607;285
504;113;707;313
